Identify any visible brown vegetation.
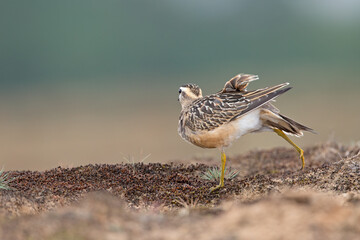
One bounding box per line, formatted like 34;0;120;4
0;141;359;239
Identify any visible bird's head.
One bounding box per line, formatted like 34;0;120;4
178;84;203;109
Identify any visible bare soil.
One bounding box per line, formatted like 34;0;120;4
1;141;360;240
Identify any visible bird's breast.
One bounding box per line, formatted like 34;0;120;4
182;123;237;148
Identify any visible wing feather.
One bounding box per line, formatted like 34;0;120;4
183;83;291;131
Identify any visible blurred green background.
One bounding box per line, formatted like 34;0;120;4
1;1;359;170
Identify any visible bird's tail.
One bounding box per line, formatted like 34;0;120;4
260;109;315;137
221;74;259;93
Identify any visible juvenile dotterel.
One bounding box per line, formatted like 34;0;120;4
178;74;314;192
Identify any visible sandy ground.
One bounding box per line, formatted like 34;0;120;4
0;141;359;239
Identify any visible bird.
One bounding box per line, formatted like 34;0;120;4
177;73;314;192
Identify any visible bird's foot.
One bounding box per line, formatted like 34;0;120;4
209;183;224;193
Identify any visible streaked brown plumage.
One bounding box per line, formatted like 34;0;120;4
178;73;314;192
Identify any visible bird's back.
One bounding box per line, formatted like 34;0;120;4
178;83;292;148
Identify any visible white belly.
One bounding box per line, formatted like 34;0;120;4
232;109;263;139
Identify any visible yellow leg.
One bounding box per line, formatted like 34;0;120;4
273;129;305;170
210;151;226;192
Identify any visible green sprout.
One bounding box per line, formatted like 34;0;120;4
201;166;239;182
0;168;13;190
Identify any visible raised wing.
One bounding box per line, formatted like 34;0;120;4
234;83;290;119
182;83;291;131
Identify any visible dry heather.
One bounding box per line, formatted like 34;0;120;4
0;141;359;239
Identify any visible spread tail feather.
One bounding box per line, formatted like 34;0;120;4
221;74;259;93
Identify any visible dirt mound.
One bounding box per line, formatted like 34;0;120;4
0;141;359;239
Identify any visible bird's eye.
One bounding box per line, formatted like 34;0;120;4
179;89;182;94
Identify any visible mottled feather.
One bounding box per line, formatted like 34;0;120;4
180;83;291;133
